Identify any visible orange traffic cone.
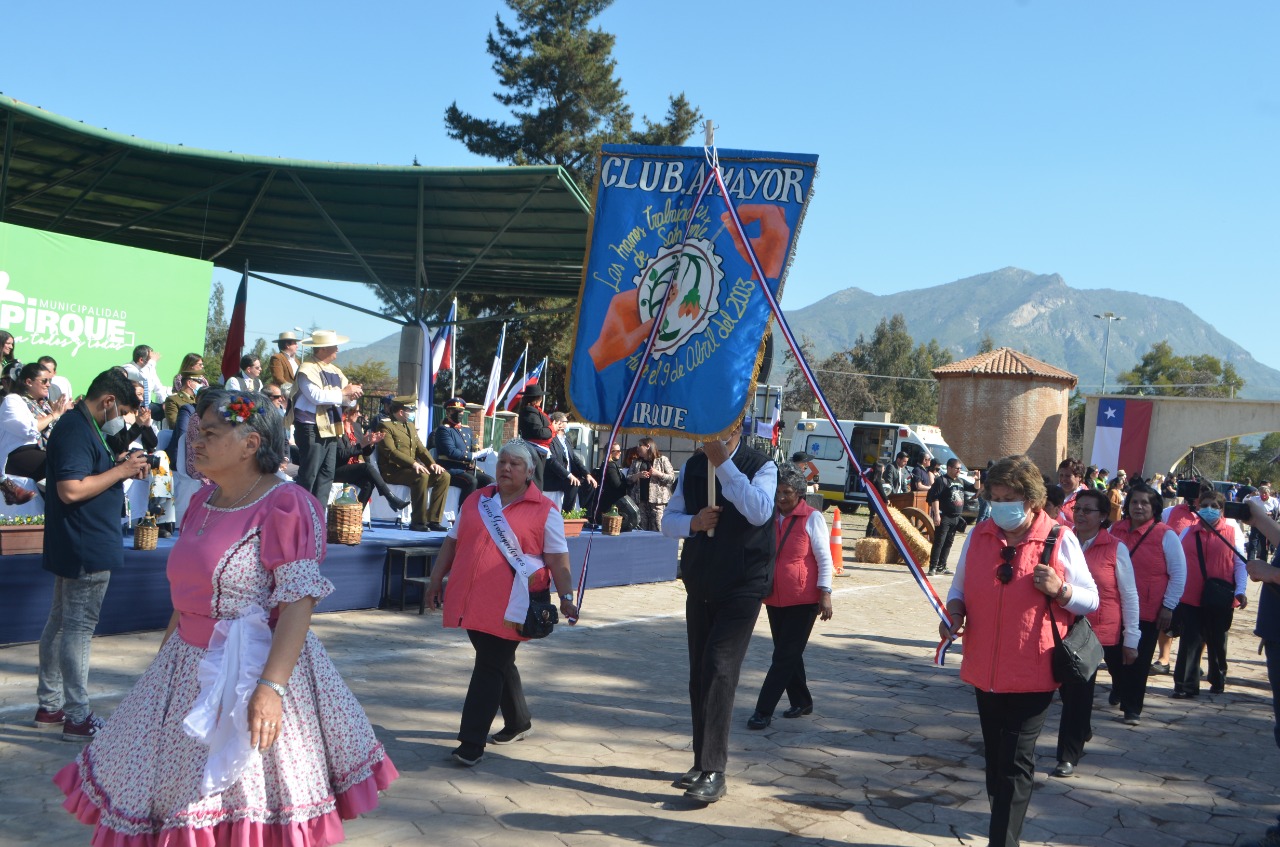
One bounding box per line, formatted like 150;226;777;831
829;507;844;576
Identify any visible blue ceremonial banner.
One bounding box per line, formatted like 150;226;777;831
567;144;818;437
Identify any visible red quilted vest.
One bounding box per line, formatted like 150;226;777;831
1110;519;1173;622
764;500;821;607
1080;530;1121;646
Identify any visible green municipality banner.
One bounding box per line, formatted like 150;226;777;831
0;222;211;395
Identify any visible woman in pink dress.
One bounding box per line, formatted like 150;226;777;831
55;389;397;846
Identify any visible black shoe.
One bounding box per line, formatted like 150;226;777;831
387;495;411;512
1211;684;1225;694
451;744;484;766
427;522;449;533
1151;661;1170;675
936;568;953;576
490;725;532;745
1051;761;1075;778
677;767;700;789
1109;689;1121;707
746;712;771;730
783;703;813;719
409;522;431;532
684;771;726;803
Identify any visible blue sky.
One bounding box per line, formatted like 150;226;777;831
3;1;1276;371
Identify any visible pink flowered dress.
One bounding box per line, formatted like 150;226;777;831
55;482;398;847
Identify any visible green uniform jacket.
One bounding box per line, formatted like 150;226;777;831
377;419;432;473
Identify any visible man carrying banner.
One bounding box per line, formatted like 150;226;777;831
661;417;777;803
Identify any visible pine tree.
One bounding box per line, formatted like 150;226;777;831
444;0;701;193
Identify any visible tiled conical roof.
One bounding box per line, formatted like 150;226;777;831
932;347;1077;386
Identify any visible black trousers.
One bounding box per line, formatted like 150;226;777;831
930;514;963;571
975;688;1054;847
294;423;337;500
687;593;761;773
1055;642;1124;765
754;603;818;717
442;465;493;504
1174;602;1234;695
334;460;397;505
458;630;531;749
6;444;46;481
1114;618;1161;716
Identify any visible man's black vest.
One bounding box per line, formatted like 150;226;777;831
678;445;776;600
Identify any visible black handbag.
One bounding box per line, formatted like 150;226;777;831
1041;526;1104;685
521;588;558;639
614;495;641;532
1195;534;1236;611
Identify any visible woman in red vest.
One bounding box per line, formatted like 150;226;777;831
940;454;1098;847
1108;486;1186;722
426;441;579;767
1052;488;1140;776
1174;490;1248;698
1154;481;1211;674
747;465;834;730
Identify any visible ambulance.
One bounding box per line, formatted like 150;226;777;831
792;417;973;513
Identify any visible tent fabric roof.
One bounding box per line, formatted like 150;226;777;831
0;95;592;314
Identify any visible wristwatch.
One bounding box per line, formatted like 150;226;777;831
559;592;574;603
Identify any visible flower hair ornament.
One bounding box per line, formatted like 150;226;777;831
220;395;259;425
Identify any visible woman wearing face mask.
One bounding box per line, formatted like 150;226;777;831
1051;488;1140;777
940;454;1098;847
1107;485;1185;722
1173;490;1248;698
0;362;71;486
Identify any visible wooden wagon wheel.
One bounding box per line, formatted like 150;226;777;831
900;507;935;544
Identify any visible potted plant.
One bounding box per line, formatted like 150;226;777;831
0;514;45;556
561;507;588;538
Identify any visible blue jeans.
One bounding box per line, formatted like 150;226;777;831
37;570;112;723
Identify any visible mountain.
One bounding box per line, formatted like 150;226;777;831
779;267;1280;399
337;333;402;375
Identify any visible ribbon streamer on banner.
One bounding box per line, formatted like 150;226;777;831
707;166;958;665
571;156;720;619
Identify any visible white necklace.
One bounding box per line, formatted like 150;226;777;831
197;475;265;536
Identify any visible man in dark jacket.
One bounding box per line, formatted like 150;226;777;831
542;412;596;512
433;397;492;503
661;417;777;803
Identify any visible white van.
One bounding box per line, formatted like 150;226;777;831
792;417;973;512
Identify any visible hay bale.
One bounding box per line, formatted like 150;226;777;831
854;537;891;564
867;505;931;569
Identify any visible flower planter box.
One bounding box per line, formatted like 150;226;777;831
562;518;587;538
0;525;44;556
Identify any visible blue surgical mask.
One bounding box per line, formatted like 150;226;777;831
990;500;1027;531
407;412;417;423
1198;507;1221;524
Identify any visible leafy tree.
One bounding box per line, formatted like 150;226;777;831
1066;390;1087;460
845;315;952;423
1228;433;1280;485
1116;341;1244;398
204;281;227;369
343;358;394;394
247;337;269;369
977;333;995;354
444;0;701;193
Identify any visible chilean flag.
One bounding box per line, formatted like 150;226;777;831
756;394;782;445
506;358;546;412
482;323;507;416
220;268;248;384
429;299;456;378
1090;398;1153;476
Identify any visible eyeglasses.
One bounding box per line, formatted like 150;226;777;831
997;546;1016;585
33;377;51;384
267;394;284;400
1074;508;1102;516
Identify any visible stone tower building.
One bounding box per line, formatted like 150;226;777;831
932;348;1078;474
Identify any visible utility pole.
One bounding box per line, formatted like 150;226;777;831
1093;311;1125;393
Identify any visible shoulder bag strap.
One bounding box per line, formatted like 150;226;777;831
1195;532;1209;582
1042;524;1070;644
776;514;800;551
1126;522;1157;557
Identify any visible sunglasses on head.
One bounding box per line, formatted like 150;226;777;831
997;546;1016;584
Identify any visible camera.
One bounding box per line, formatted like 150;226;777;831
1176;479;1202;500
1223;501;1251;522
131;450;162;470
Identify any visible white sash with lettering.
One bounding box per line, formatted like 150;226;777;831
478;493;545;627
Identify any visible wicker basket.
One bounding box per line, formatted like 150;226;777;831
133;521;159;551
602;514;623;536
327;503;364;546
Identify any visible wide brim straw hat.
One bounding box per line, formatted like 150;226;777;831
275;331;302;343
301;329;349;347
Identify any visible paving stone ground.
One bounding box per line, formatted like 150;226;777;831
3;513;1279;846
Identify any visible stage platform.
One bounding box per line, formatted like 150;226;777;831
0;524;676;645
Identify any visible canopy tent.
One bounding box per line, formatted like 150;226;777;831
0;94;592;322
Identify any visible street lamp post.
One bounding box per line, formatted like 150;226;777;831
1093;311;1125;394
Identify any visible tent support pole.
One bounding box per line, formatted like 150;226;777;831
0;114;13;222
415;177;429;320
6;149;130;214
97;167;262;238
52;150;131;229
248;271;406;324
209;169;277;261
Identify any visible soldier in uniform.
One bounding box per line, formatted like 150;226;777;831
434;397;493;504
376;395;452;532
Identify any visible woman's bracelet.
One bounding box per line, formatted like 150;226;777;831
257;678;288;698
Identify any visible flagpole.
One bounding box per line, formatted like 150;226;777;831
521;343;528;389
450;296;458;399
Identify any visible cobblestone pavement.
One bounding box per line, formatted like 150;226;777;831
3;515;1279;846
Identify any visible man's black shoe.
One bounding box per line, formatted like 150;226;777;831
427;522;449;533
1109;689;1121;707
1051;761;1075;778
746;711;771;730
677;767;700;789
783;703;813;719
684;771;726;803
490;725;532;745
451;744;484;766
409;522;431;532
